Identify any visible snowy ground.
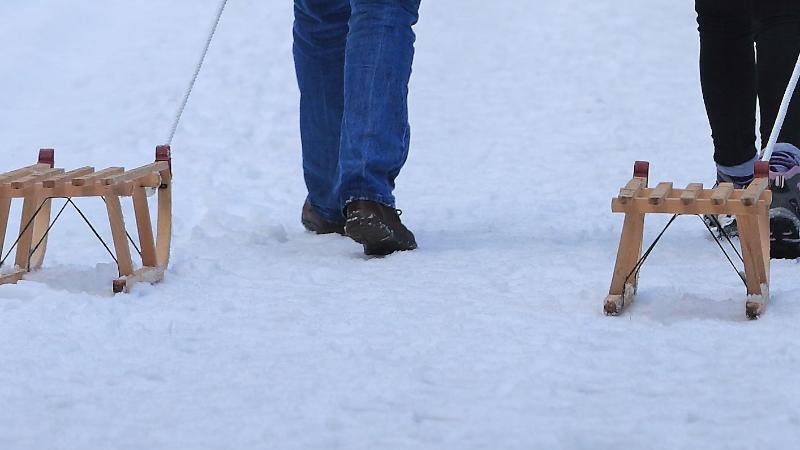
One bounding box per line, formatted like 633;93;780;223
1;1;800;449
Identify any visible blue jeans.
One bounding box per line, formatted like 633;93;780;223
293;0;421;223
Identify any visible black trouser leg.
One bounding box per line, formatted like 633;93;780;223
696;0;757;167
755;0;800;149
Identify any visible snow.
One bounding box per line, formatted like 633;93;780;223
1;0;800;448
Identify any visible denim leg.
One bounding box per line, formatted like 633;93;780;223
337;0;421;209
293;0;351;223
696;0;758;167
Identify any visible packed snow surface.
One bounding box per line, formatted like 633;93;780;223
1;1;799;449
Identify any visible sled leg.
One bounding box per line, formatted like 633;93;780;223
754;211;771;319
132;187;157;267
155;161;172;267
758;211;770;276
14;193;43;271
113;186;165;294
737;214;770;319
605;211;645;315
112;147;172;293
28;197;52;270
0;198;19;286
0;197;10;260
105;195;134;283
28;148;55;270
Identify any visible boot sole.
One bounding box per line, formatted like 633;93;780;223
345;216;416;256
302;218;345;236
770;209;800;259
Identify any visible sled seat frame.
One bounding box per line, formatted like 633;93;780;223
0;146;172;293
605;161;771;319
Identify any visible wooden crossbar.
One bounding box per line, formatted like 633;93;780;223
0;148;172;294
611;181;771;216
605;161;771;320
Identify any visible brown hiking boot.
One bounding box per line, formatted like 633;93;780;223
302;201;345;235
345;200;417;256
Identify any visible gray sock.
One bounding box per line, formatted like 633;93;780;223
717;155;756;187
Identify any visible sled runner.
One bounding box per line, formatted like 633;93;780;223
605;160;771;319
0;147;172;293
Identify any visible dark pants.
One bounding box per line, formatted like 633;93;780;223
696;0;800;166
293;0;421;223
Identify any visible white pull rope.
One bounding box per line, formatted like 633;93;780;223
761;52;800;162
166;0;229;147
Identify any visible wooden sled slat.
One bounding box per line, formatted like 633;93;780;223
648;182;672;206
105;162;169;196
9;168;65;190
741;178;769;207
72;167;124;186
711;182;735;206
42;167;95;188
102;161;169;186
680;183;703;205
0;164;48;183
619;177;647;205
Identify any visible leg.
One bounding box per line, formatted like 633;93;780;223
293;0;351;223
605;212;646;315
155;160;172;268
15;193;42;270
755;0;800;149
0;197;10;260
737;215;769;294
0;196;26;286
737;213;771;318
105;195;134;278
696;0;758;167
337;0;421;209
132;187;157;267
28;197;51;270
114;153;172;294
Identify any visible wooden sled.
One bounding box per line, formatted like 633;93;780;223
0;146;172;293
605;161;771;319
